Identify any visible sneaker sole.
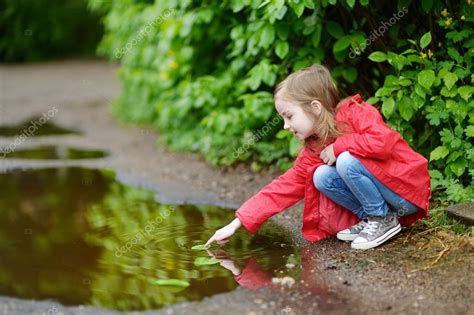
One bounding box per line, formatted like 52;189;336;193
336;233;358;241
351;223;401;250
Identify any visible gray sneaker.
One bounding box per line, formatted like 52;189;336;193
351;212;401;249
337;220;368;241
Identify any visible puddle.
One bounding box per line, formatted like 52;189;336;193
0;117;78;137
0;145;108;159
0;168;297;311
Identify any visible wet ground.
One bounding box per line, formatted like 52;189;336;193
0;60;472;315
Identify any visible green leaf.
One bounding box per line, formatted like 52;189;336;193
360;0;369;6
398;95;414;121
412;95;425;110
420;32;432;49
450;138;462;149
414;84;426;98
257;0;271;9
382;97;395;118
440;86;458;98
191;244;209;250
443;72;458;90
426;111;441;126
401;48;417;55
342;67;357;83
447;150;462;163
311;24;322;47
291;2;305;17
368;51;387;62
289;136;302;156
440;128;455;143
454;125;463;138
390;55;406;71
429;169;443;180
333;35;352;52
346;0;355;7
399;79;412;86
275;40;289;59
152;279;190;287
375;87;392;97
430;146;449;161
194;257;220;266
303;0;316;9
259;23;275;49
326;21;344;39
366;97;379;104
273;4;288;20
465;126;474;138
447;47;462;63
449;158;467;177
417;70;435;89
384;75;399;87
276;129;291;139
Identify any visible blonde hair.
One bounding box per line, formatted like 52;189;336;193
274;64;349;150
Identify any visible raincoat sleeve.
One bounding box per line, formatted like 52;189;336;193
332;102;401;160
235;148;311;234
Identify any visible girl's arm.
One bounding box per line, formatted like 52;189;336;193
333;101;401;159
205;149;313;247
235;147;317;234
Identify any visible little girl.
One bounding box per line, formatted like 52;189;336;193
205;65;431;250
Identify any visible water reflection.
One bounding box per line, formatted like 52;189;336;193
0;145;108;159
0;117;78;137
205;246;344;314
0;168;297;311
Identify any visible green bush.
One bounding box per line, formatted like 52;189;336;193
0;0;103;62
89;0;473;203
367;4;474;203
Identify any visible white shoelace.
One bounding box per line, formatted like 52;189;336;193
362;221;379;236
354;221;367;232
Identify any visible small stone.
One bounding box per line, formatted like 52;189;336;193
272;276;296;288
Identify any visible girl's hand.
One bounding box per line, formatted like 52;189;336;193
205;218;242;247
320;144;336;165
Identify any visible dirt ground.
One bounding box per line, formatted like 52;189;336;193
0;59;472;315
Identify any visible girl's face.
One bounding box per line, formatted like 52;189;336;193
275;96;316;141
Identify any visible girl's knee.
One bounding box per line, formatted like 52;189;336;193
313;165;335;191
335;151;358;176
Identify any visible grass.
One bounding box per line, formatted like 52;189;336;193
421;206;471;236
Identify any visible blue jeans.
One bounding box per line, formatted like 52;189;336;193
313;151;421;219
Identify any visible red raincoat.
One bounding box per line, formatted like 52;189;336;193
235;94;431;242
